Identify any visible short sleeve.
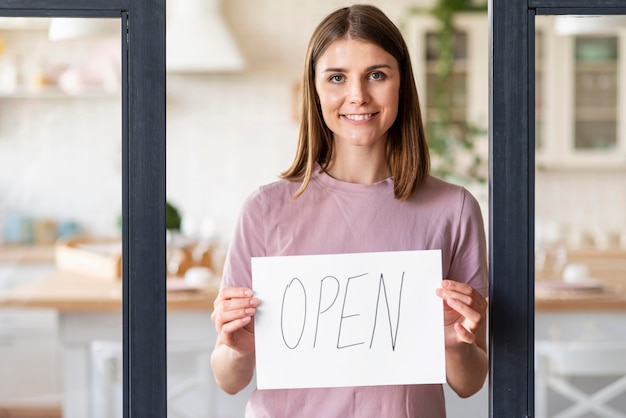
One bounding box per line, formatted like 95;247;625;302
220;189;267;289
448;189;489;297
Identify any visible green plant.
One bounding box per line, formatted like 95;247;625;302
406;1;488;184
166;201;182;231
116;200;182;231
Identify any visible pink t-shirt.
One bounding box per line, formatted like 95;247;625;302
221;167;488;418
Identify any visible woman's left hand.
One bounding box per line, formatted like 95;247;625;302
436;279;488;348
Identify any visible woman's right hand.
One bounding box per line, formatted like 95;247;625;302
211;287;259;356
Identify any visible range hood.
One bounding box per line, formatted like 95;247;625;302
48;18;118;41
554;15;626;36
166;0;245;73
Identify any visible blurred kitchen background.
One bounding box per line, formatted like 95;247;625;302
1;0;626;417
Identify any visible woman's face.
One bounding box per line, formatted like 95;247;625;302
314;38;401;152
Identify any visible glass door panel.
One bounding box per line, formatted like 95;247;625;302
0;16;122;418
534;14;626;418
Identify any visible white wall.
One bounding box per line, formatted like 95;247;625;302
165;74;299;240
536;170;626;249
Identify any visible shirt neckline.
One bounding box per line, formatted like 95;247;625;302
312;163;394;194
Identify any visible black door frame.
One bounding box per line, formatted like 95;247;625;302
4;0;624;416
0;1;166;417
490;0;626;416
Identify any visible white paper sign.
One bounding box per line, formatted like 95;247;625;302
251;250;445;390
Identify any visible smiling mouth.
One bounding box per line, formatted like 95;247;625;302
343;113;375;121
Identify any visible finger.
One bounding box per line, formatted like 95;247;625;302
440;280;479;299
214;306;256;327
440;290;475;309
454;323;476;345
439;281;473;303
211;299;252;323
219;315;253;337
213;294;259;319
441;279;473;293
446;297;484;329
217;287;255;301
219;295;259;313
212;294;259;332
440;281;487;311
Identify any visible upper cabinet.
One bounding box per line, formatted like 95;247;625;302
407;13;489;134
536;16;626;169
0;17;121;99
0;17;51;30
406;13;489;183
407;12;626;170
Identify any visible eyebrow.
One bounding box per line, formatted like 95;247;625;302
320;64;393;73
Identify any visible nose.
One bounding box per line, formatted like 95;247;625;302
347;79;369;104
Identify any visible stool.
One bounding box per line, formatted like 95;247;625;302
535;340;626;418
90;340;215;418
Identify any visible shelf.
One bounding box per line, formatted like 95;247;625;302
0;17;51;30
575;109;617;120
575;64;617;73
0;86;120;99
536;157;626;172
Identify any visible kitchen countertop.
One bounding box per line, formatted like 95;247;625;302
2;270;624;312
0;270;218;311
2;245;624;312
535;248;626;311
535;281;626;311
0;244;55;264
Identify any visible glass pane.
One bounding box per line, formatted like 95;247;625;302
574;120;617;149
535;31;544;151
0;17;122;418
163;22;294;418
164;8;489;418
573;36;618;150
535;14;626;418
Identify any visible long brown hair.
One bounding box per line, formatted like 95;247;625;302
281;4;430;201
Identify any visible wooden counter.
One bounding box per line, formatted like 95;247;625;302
535;284;626;311
2;246;624;312
0;244;55;264
2;271;625;312
535;248;626;311
0;271;218;312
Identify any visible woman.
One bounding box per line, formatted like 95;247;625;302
211;4;488;417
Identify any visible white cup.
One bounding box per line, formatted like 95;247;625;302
184;266;212;287
562;263;589;283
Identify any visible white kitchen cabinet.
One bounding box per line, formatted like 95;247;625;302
59;311;254;418
406;12;626;170
406;13;489;135
0;262;61;407
0;18;120;101
535;16;626;169
535;310;626;416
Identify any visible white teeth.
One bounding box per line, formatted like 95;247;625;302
344;114;372;121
